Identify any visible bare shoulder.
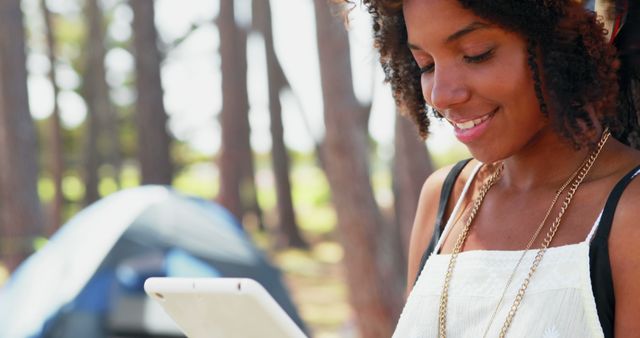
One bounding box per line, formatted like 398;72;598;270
609;165;640;253
607;155;640;334
405;158;476;294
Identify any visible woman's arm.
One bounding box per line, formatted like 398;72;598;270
609;177;640;336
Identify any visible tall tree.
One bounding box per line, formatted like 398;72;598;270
216;0;262;227
83;0;121;205
0;0;45;271
313;1;403;336
82;0;104;205
40;0;65;235
252;0;307;248
130;0;173;185
393;114;434;261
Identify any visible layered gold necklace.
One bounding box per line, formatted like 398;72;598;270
437;130;611;338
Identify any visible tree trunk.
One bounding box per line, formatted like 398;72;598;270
41;0;65;235
81;96;100;206
216;0;262;228
252;0;307;248
393;114;434;263
130;0;173;185
82;0;103;205
313;1;403;336
0;0;45;271
83;0;120;205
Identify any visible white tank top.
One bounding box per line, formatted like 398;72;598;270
393;163;605;338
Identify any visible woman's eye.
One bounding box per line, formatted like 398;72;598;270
419;63;434;74
463;48;495;63
418;48;494;74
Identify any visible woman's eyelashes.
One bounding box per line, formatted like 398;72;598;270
463;48;495;64
419;63;435;74
419;48;496;74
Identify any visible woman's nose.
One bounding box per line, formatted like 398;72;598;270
424;66;471;110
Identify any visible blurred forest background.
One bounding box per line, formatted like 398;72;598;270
0;0;468;337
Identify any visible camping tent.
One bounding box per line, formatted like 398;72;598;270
0;186;305;337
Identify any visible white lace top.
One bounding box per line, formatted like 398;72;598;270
393;164;605;338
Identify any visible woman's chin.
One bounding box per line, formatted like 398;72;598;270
468;148;507;164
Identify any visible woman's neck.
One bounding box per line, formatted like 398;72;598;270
499;129;591;192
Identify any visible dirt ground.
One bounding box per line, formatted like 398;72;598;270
272;242;358;338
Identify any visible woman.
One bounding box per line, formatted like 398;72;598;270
348;0;640;336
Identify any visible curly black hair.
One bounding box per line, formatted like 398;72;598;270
345;0;639;149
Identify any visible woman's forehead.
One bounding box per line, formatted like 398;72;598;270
403;0;488;44
403;0;479;30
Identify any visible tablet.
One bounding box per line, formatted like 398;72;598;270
144;277;308;338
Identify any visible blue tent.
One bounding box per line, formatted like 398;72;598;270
0;186;305;337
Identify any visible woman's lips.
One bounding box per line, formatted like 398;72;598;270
450;113;493;129
448;108;498;143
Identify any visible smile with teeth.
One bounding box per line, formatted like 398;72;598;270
452;113;493;130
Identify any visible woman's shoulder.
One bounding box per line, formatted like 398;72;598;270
405;158;478;291
410;157;482;225
421;158;478;196
606;145;640;244
410;162;465;243
605;147;640;332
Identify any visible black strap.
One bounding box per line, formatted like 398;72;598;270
414;158;471;285
589;165;640;338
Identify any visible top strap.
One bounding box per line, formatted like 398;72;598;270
591;165;640;244
414;158;471;285
589;164;640;338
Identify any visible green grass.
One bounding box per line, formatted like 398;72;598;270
98;177;119;196
173;162;219;199
38;177;55;202
120;165;141;188
62;175;85;201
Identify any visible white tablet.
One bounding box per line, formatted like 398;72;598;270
144;277;308;338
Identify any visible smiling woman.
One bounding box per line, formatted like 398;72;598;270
345;0;640;337
404;1;545;162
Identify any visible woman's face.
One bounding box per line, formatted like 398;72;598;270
403;0;549;163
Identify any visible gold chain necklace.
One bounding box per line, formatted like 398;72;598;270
438;130;611;338
480;160;583;338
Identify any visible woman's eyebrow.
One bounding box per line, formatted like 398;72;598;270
407;21;492;51
445;22;491;43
